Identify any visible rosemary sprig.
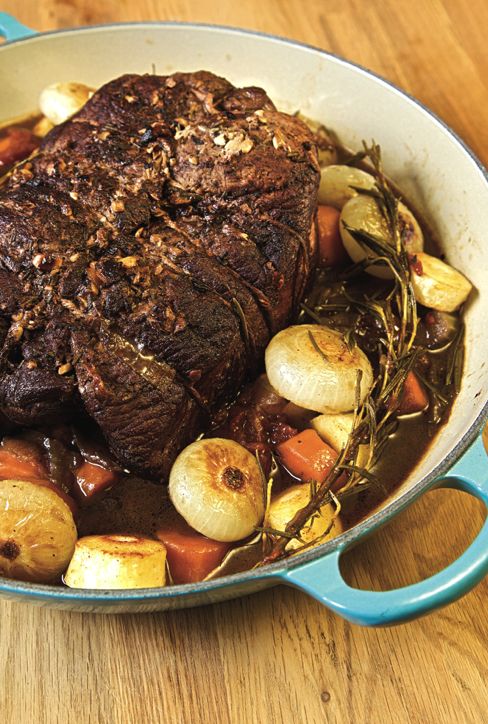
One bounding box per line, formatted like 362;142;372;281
263;371;366;564
262;141;464;564
445;320;465;393
261;141;435;564
341;149;368;166
416;370;449;406
308;330;330;363
300;302;325;324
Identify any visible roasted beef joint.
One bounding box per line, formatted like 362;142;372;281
0;72;320;479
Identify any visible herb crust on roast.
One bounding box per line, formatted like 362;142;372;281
0;71;319;479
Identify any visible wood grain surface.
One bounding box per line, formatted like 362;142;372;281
0;1;487;723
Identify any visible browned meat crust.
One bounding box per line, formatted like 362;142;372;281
0;71;319;479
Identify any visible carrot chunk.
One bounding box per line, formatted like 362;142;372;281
0;448;47;481
75;461;118;498
156;519;231;584
397;371;429;415
277;428;338;483
0;439;78;514
317;205;348;268
0;128;38;170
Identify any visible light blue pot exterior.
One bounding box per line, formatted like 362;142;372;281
0;13;36;41
0;13;486;625
285;433;488;626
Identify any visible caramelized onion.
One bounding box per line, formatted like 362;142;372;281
340;195;424;278
39;82;94;126
268;483;343;550
318;164;375;208
409;252;472;312
169;438;265;542
265;324;373;413
0;479;77;583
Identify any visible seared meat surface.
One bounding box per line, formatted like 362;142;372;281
0;72;319;479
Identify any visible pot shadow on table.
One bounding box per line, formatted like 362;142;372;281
1;486;487;724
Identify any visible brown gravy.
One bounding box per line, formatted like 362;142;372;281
0;113;462;578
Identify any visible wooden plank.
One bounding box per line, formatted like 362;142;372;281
0;2;487;722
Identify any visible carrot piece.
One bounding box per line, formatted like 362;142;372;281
75;461;118;498
277;428;338;483
397;371;429;415
0;441;77;515
156;519;231;584
0;449;47;481
0;128;38;169
317;205;348;268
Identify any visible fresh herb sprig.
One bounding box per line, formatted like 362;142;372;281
261;141;449;564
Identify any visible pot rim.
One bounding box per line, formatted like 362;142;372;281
0;20;486;603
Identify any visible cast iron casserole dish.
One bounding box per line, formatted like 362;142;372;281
0;13;486;625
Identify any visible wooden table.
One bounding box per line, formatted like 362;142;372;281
1;2;487;722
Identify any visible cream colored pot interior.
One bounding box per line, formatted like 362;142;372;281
1;25;487;509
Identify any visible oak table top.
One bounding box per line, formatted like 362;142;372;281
0;1;487;723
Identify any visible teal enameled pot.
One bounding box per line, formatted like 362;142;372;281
0;13;486;625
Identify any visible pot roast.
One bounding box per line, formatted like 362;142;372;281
0;72;320;479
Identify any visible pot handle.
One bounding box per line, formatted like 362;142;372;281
0;13;36;42
283;430;488;626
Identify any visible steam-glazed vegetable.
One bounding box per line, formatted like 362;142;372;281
340;195;424;278
316;205;349;267
0;439;47;482
33;116;54;138
312;412;355;452
75;461;118;499
318;165;376;208
0;479;77;583
277;429;339;484
169;438;265;542
156;519;231;584
39;82;94;126
397;371;429;415
409;252;472;312
0;127;38;170
268;483;343;550
0;94;473;591
265;324;373;413
64;535;167;589
311;413;370;466
298;115;339;167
